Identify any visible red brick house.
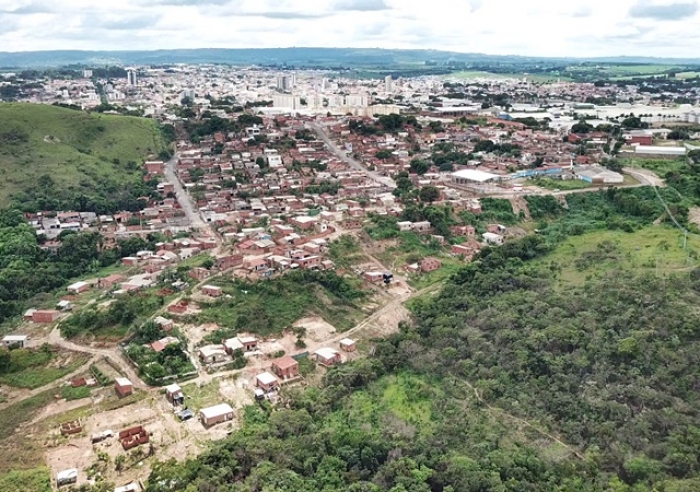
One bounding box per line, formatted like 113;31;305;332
420;257;441;273
271;355;299;379
32;310;61;323
188;267;212;282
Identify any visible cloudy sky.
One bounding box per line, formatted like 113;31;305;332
0;0;699;57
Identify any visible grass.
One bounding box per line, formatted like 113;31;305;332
525;177;592;191
536;226;700;286
0;467;51;492
0;389;55;440
181;381;222;412
0;102;166;206
0;349;90;389
406;259;463;290
621;157;687;177
61;385;92;401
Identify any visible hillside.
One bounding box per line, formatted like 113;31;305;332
0;103;166;210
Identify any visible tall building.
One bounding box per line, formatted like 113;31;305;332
127;69;137;86
82;69;93;78
272;94;301;110
345;94;370;107
385;75;393;93
276;75;291;92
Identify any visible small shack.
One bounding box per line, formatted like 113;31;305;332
200;403;234;427
314;347;341;366
339;338;357;352
271;355;299;380
165;383;184;405
201;285;223;297
2;335;28;349
223;337;244;354
115;377;133;398
32;310;61;323
67;281;90;294
255;371;279;392
56;468;78;487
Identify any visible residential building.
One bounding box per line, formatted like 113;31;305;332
200;403;234;427
271;355;299;379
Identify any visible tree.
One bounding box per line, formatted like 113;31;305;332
410;159;430;175
375;150;393;160
419;186;440;203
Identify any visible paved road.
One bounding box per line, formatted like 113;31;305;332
308;123;397;189
164;153;214;236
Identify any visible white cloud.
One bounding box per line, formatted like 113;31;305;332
0;0;699;57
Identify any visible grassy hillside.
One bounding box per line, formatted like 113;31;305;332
0;103;166;209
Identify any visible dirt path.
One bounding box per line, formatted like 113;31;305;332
46;328;143;387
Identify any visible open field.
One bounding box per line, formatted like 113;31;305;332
449;70;566;82
0;348;90;389
536;226;700;285
0;102;166;207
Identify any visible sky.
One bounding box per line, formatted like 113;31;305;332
0;0;699;58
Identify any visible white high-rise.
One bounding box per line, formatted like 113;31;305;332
127;69;137;86
385;75;393;93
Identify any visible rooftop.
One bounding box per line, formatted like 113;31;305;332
272;355;298;370
200;403;234;419
256;371;278;386
451;169;500;183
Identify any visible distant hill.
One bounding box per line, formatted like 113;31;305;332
1;48;700;69
0;103;166;210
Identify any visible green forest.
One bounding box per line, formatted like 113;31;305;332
139;226;700;491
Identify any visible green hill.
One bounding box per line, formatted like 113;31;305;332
0;103;167;211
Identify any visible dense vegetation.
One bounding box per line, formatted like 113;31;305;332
192;270;367;337
0;209;162;326
0;103;167;210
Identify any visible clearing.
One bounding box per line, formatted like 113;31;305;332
537;226;700;285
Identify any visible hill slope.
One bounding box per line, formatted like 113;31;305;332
0;103;166;210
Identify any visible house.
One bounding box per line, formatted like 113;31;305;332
165;383;184;405
23;308;36;321
363;271;384;283
202;285;223;297
153;316;174;331
292;216;317;230
223;337;244;354
115;377;133;398
255;371;279;392
238;336;258;351
32;310;61;323
56;468;78;487
2;335;28;348
339;338;357;352
67;281;90;294
314;347;341;366
420;257;441;273
150;336;179;353
199;345;228;364
483;232;504;245
57;300;72;311
271;355;299;380
188;267;212;282
200;403;234;427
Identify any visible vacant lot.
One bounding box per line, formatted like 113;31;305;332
0;348;90;389
537;226;700;285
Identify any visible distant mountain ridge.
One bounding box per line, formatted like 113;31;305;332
1;48;699;68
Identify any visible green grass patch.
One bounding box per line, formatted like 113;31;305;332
328;235;364;268
0;467;51;492
0;102;166;208
0;348;90;389
621;157;687;176
536;226;700;286
61;385;92;401
0;390;54;440
525;177;592;191
180;381;222;412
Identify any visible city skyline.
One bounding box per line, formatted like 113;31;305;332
0;0;699;58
